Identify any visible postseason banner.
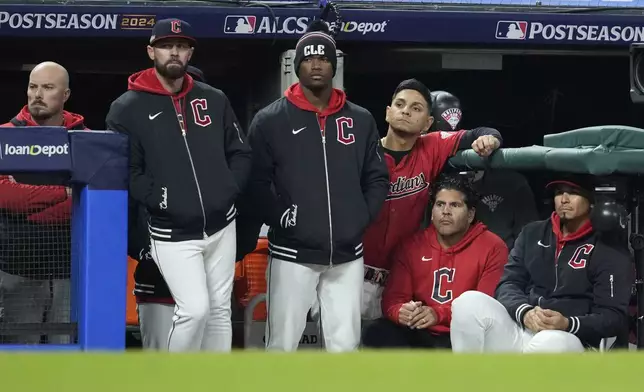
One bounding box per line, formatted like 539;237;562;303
0;4;644;46
0;127;72;173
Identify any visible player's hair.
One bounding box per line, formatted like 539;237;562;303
430;174;480;211
391;78;432;112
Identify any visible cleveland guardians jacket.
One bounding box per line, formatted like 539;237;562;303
106;69;252;242
248;83;389;266
495;213;633;347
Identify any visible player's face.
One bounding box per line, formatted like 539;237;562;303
27;69;69;121
386;89;433;135
432;189;475;237
147;39;193;80
298;56;333;91
554;186;591;222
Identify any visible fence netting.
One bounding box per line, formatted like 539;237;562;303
0;174;75;345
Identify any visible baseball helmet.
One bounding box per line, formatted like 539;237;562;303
429;90;463;132
591;196;629;233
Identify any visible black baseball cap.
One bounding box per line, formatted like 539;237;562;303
150;18;196;46
546;174;595;201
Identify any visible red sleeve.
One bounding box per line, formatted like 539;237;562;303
0;175;68;212
422;130;466;179
27;198;72;224
433;240;509;328
382;246;414;324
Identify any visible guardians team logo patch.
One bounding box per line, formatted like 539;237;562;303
441;108;462;130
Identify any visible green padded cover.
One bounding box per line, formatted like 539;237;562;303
543;125;644;150
447;141;644;176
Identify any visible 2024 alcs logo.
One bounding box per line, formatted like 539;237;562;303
223;15;388;36
0;143;69;159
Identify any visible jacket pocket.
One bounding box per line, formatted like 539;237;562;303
285;202;327;252
146;183;167;214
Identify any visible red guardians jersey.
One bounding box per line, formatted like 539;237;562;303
382;222;508;335
362;130;465;270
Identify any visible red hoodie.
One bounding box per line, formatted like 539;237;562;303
382;222;508;334
0;105;87;224
128;68;194;115
550;211;593;260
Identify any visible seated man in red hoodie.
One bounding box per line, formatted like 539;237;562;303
0;61;86;344
362;174;508;348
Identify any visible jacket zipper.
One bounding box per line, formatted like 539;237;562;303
317;113;334;266
172;97;208;240
554;244;560;292
610;274;614;298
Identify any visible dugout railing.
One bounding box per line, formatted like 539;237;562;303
0;127;128;351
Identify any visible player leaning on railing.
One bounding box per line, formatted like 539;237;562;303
0;61;87;344
106;19;251;353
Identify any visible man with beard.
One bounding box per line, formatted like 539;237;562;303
0;61;86;344
360;79;503;321
106;19;252;352
247;20;389;352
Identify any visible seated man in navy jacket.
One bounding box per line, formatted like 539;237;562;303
450;175;633;353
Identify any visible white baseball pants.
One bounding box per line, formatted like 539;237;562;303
265;256;363;352
150;220;236;352
0;270;70;344
450;291;584;353
137;303;174;350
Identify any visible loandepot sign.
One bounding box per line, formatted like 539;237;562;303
1;143;69;158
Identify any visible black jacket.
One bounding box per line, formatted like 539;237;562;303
248;83;389;266
495;213;633;347
106;69;251;241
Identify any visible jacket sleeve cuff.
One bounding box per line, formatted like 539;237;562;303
434;305;450;326
515;303;534;328
386;304;403;325
565;316;581;335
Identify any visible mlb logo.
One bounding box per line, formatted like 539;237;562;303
224;15;257;34
495;21;527;40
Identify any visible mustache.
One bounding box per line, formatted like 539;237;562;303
30;100;47;107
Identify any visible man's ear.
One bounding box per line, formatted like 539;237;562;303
468;207;475;224
422;115;434;133
147;45;155;61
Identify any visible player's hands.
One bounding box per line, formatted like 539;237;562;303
398;301;422;326
280;204;298;229
66;187;72;198
409;305;437;329
522;307;549;333
539;308;570;331
471;135;500;157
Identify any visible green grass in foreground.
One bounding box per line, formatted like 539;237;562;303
0;351;641;391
